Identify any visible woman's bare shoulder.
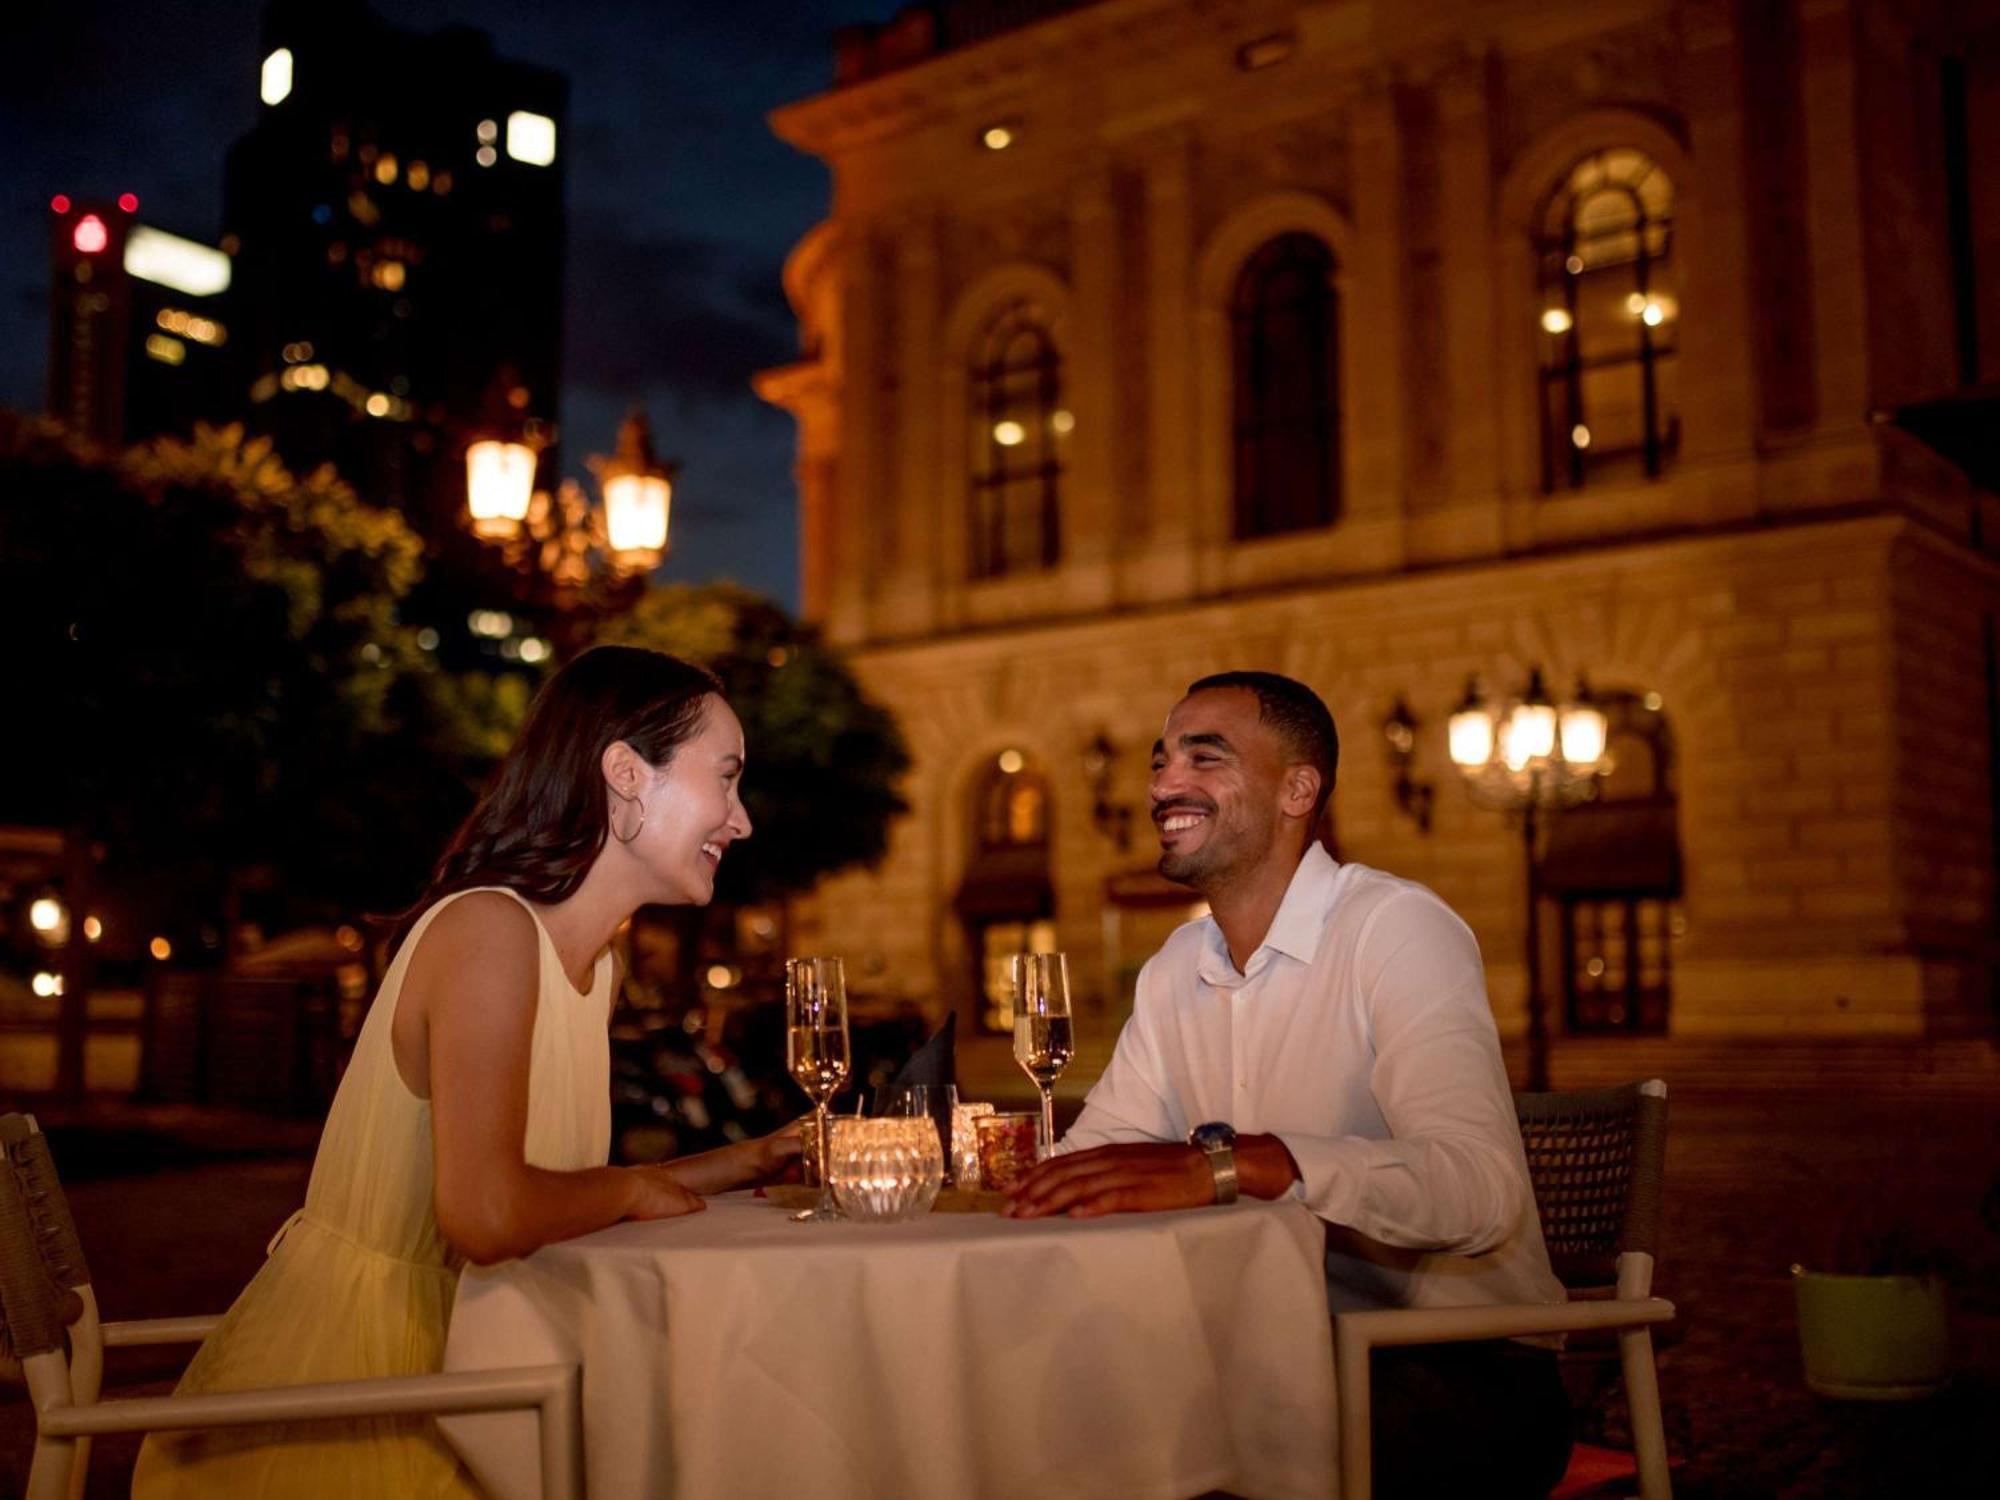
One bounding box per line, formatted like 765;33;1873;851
406;891;540;994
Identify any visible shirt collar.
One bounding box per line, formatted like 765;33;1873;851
1195;843;1340;986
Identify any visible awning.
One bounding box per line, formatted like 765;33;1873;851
953;843;1053;919
1539;801;1682;897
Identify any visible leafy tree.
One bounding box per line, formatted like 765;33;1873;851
594;582;911;907
0;415;517;942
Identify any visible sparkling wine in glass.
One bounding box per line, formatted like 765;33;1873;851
786;956;850;1220
1011;952;1073;1159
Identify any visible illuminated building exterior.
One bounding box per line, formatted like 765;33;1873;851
762;0;2000;1065
46;196;234;447
224;0;567;544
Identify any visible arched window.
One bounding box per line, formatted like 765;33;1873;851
1534;150;1680;491
953;751;1056;1033
1231;233;1341;539
969;302;1065;580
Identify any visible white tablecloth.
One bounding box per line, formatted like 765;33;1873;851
441;1192;1337;1500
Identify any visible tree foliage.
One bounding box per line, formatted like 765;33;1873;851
595;583;911;905
0;414;512;938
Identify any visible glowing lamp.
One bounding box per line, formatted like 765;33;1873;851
1447;681;1494;769
465;439;536;540
118;192;139;213
1501;670;1557;771
594;411;673;573
50;194;71;214
1559;681;1608;769
72;215;109;255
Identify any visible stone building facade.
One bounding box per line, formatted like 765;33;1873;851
758;0;2000;1066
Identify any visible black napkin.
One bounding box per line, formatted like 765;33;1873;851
871;1013;956;1114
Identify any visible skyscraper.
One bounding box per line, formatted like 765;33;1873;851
224;0;567;547
46;195;234;447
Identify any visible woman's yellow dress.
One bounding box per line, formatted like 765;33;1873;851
132;887;612;1498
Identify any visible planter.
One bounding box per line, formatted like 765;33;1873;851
1791;1266;1950;1400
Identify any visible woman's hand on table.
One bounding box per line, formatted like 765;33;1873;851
653;1121;803;1195
624;1164;707;1221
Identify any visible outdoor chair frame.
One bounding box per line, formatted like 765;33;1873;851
1333;1078;1674;1500
0;1112;582;1500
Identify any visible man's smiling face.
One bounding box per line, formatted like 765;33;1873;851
1149;687;1295;891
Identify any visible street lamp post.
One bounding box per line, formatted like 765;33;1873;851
1447;668;1609;1090
463;409;674;631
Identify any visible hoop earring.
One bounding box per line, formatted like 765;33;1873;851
608;786;646;844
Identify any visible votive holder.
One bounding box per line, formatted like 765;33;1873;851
827;1117;943;1223
974;1111;1040;1193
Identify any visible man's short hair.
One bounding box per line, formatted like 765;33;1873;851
1185;670;1339;823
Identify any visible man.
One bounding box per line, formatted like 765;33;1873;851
1006;671;1572;1498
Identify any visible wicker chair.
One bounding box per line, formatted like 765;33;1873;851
1334;1079;1674;1500
0;1113;582;1500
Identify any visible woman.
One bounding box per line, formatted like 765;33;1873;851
134;645;796;1496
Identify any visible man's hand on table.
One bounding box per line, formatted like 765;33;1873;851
1003;1135;1301;1218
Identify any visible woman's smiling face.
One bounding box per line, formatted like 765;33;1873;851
625;693;752;905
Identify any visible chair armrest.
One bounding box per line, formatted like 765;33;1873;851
37;1362;576;1439
101;1316;223;1349
1337;1296;1675;1353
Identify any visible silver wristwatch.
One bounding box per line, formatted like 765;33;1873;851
1187;1121;1239;1205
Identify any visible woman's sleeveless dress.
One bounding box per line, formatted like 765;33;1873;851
132;887;613;1498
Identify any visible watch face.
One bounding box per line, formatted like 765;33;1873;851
1189;1122;1237;1151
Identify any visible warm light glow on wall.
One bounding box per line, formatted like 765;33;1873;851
124;225;232;296
261;47;294;106
506;110;557;166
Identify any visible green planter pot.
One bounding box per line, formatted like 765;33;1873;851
1791;1266;1950;1401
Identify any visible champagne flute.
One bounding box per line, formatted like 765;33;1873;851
786;956;850;1220
1011;952;1073;1160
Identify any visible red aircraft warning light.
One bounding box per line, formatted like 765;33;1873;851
118;193;139;213
50;194;72;215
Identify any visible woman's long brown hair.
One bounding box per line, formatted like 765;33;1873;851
387;645;721;959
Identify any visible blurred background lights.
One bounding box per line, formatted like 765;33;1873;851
149;936;174;961
117;192;139;213
72;215;109;255
992;420;1026;447
261;47;293;106
506;110;557;166
982;124;1014;150
31;973;63;999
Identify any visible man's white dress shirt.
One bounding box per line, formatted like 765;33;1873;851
1065;845;1566;1318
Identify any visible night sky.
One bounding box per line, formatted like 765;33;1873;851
2;0;901;608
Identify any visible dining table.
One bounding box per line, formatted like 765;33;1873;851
440;1190;1339;1499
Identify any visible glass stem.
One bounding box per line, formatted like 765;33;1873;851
813;1100;834;1214
1038;1084;1056;1161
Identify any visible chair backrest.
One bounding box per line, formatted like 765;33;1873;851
1514;1080;1667;1293
0;1114;92;1363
